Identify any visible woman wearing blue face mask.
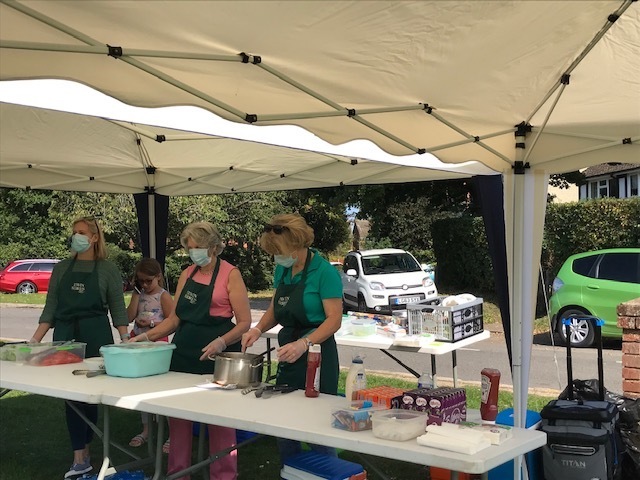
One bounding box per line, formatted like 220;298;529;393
241;213;343;464
130;221;251;480
29;216;129;479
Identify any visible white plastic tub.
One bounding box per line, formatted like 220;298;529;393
100;342;176;378
372;408;428;441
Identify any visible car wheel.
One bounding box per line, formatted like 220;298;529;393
357;295;368;313
557;308;595;348
17;281;37;294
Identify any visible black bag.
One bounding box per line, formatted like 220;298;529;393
540;316;623;480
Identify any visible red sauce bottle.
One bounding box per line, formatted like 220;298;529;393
480;368;501;423
305;344;321;398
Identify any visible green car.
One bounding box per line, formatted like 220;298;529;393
549;248;640;347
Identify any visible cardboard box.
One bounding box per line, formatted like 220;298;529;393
391;387;466;425
355;386;405;409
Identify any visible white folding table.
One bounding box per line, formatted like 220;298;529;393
1;357;546;480
106;382;546;480
261;323;491;387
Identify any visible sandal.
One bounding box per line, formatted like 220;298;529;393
129;434;147;447
162;439;170;454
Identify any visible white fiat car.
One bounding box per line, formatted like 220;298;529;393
341;249;438;313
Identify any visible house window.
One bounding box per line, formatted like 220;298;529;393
589;179;610;199
629;174;639;197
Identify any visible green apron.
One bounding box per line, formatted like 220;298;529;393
170;259;240;375
275;250;339;394
52;258;113;358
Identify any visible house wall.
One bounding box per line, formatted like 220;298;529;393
618;298;640;399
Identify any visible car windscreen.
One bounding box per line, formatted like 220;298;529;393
361;253;421;275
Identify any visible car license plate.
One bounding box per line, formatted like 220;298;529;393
394;296;421;305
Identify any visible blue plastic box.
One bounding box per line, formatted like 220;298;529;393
281;452;365;480
488;408;542;480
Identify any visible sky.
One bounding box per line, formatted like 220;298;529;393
0;79;491;174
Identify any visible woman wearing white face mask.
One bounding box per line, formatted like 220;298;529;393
241;213;343;465
130;221;251;480
29;216;129;479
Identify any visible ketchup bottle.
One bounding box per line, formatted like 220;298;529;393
480;368;501;423
305;344;321;398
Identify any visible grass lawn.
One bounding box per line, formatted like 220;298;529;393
0;368;555;480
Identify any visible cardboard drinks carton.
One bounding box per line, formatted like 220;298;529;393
391;387;466;425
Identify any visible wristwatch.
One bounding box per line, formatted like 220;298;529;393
150;320;155;328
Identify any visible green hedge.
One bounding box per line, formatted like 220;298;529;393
432;215;494;292
432;197;640;295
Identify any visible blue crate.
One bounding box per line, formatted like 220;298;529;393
281;452;364;480
488;409;542;480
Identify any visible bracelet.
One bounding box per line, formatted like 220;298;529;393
251;326;263;335
216;336;227;349
120;333;131;341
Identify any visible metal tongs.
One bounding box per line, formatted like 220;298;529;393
254;384;296;399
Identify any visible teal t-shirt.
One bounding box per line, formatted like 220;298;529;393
273;248;343;323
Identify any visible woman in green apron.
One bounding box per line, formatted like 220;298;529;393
30;216;129;479
131;221;252;480
241;213;343;465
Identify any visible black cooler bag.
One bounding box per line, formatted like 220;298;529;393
540;316;622;480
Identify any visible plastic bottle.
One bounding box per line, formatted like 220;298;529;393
417;372;433;389
305;344;322;398
345;355;367;401
480;368;501;423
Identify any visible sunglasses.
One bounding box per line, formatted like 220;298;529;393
263;224;289;234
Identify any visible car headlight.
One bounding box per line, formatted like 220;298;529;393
551;277;564;293
422;277;434;287
369;281;385;291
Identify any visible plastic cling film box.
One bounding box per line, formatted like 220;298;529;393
391;387;466;425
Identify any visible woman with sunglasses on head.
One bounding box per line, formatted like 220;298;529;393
129;221;252;480
241;213;343;464
126;257;174;450
29;216;129;479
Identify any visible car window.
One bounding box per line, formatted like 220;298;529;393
345;256;358;273
572;255;599;277
10;263;31;272
362;253;421;275
597;253;640;284
31;262;56;272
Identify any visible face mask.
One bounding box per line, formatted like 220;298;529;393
274;254;296;268
70;234;91;253
189;248;212;267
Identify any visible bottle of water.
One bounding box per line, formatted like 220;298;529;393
418;372;433;389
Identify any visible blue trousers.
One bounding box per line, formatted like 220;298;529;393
65;401;98;451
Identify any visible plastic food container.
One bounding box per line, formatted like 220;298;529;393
331;400;388;432
350;318;377;337
18;341;87;366
100;342;176;378
372;408;428;441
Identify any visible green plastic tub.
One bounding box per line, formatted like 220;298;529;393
100;342;176;378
